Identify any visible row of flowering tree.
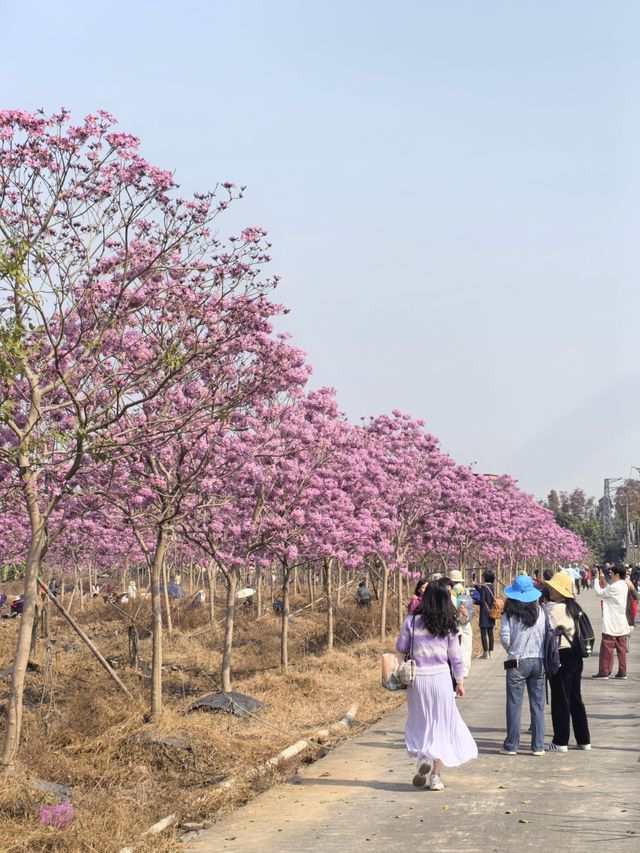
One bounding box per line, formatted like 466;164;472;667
0;109;586;769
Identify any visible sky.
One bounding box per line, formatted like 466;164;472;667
2;0;639;500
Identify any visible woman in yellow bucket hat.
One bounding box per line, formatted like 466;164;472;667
544;572;591;752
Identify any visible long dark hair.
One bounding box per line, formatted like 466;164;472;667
417;580;459;637
565;597;582;627
503;598;539;627
413;578;428;597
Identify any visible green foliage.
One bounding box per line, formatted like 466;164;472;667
554;510;603;562
0;239;31;385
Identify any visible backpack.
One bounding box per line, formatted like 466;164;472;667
543;611;561;676
552;607;595;659
483;585;504;621
573;609;595;658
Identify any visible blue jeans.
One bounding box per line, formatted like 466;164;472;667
504;657;545;753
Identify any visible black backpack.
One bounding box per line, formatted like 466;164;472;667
574;609;595;657
557;607;595;658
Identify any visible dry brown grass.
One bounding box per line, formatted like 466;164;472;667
0;593;418;852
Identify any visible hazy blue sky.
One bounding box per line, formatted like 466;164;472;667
3;0;639;499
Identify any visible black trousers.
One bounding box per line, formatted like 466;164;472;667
480;626;494;651
548;648;591;746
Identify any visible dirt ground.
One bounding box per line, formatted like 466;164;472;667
0;585;478;852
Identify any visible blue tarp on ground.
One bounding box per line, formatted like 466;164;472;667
160;583;184;599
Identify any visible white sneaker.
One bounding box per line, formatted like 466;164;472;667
545;743;568;752
429;773;445;791
577;744;592;750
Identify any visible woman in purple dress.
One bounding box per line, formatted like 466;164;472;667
396;581;478;791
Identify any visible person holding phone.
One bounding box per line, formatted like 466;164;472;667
593;564;631;679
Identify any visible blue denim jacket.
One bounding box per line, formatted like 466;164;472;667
499;608;545;660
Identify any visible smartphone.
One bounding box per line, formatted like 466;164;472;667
504;659;518;670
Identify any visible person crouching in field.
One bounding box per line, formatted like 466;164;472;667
395;580;477;792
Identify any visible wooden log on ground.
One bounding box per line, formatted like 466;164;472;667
37;577;132;697
117;813;177;853
213;703;359;791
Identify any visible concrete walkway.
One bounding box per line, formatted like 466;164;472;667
185;591;639;853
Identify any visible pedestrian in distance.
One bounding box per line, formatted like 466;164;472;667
624;571;637;652
592;564;631;679
580;567;589;591
407;578;428;615
498;574;546;756
395;581;477;791
475;569;498;658
535;568;554;600
572;565;582;596
543;572;591;752
447;570;474;679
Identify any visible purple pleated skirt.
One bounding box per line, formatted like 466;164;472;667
405;671;478;767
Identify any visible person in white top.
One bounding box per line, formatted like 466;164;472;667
592;564;630;680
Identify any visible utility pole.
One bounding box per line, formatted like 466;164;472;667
602;477;622;539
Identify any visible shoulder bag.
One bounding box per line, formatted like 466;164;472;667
484;584;504;621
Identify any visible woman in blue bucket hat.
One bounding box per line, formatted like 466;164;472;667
498;574;546;756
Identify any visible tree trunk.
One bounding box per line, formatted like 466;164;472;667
256;568;263;617
221;570;238;693
150;529;168;721
0;494;46;769
324;558;334;652
161;557;173;636
40;600;49;640
280;564;291;672
29;606;38;659
336;561;342;606
207;561;216;625
397;570;403;630
379;560;389;642
78;566;84;612
128;624;139;668
369;566;379;600
66;578;78;614
308;568;315;610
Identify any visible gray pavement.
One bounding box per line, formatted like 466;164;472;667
185;591;640;853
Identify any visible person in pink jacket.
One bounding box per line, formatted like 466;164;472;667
407;578;428;615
